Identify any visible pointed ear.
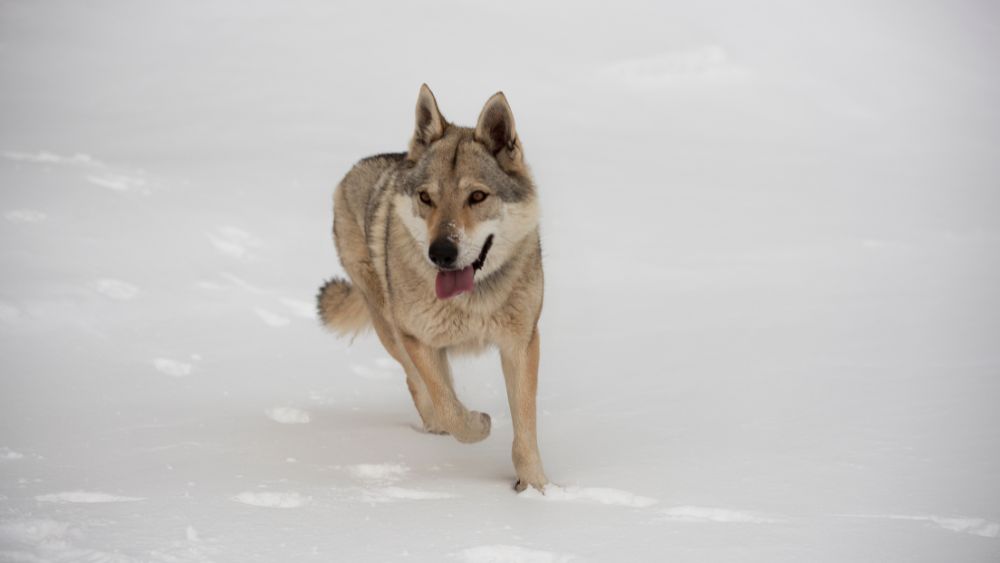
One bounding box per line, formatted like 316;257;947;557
408;84;446;159
474;91;524;172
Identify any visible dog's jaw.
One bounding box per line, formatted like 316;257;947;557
434;235;494;300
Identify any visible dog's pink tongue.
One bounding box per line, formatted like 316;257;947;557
435;266;475;299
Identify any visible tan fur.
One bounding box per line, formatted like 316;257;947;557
317;85;548;491
316;278;369;336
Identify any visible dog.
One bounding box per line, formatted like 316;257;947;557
317;85;548;492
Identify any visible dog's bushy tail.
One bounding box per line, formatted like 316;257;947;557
316;278;370;336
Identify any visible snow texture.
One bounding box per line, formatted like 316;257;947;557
231;491;311;508
843;514;1000;539
456;545;576;563
0;448;24;461
35;491;145;504
1;1;998;562
95;278;140;301
347;463;411;484
520;485;658;508
264;406;311;424
152;358;194;378
659;505;782;524
4;210;46;223
359;487;456;504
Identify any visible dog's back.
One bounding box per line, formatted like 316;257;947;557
317;152;405;334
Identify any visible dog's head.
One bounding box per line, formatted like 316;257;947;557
395;84;539;300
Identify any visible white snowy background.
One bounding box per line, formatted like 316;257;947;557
1;1;998;561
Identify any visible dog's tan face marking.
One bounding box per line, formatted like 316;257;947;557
397;125;537;275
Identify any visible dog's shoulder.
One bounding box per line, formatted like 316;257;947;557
342;151;408;191
336;152;407;226
357;151;408;168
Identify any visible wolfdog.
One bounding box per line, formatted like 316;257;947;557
317;85;548;491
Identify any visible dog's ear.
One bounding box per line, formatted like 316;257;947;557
408;84;446;160
474;91;524;173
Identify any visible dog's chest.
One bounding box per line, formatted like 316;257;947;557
393;291;498;348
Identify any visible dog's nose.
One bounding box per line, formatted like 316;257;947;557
428;238;458;268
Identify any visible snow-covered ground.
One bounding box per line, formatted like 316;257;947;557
1;2;999;561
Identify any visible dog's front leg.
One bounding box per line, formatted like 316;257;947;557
500;327;548;492
401;333;491;443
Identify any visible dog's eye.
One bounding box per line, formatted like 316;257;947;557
468;190;489;205
418;191;433;206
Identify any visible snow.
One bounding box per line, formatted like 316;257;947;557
520;484;658;508
359;487;456;504
94;278;140;301
841;514;1000;539
263;407;311;425
278;297;317;320
87;173;149;194
659;506;782;524
0;518;70;541
599;46;752;88
231;491;311;509
1;1;999;562
347;463;411;484
208;227;263;261
153;358;195;378
455;545;576;563
254;308;291;328
1;151;103;167
35;491;145;504
4;210;47;223
0;449;25;462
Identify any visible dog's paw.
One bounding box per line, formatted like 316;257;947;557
513;477;548;493
423;423;449;435
410;422;449;436
454;411;491;444
513;465;549;493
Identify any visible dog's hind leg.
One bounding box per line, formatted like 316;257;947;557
401;333;491;443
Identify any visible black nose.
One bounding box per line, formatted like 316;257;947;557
428;238;458;268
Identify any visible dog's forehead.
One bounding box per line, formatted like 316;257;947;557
401;128;532;202
461;153;531;202
447;137;532;202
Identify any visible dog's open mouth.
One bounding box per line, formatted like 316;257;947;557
435;235;493;300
